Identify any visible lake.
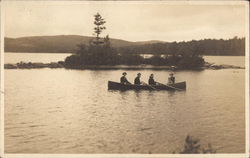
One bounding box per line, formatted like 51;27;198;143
4;52;245;67
4;52;72;64
4;53;246;153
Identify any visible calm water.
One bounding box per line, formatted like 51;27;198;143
4;52;71;64
204;56;245;67
4;53;245;153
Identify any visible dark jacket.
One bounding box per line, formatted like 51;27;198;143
168;76;175;84
148;77;156;85
134;76;141;84
120;76;130;84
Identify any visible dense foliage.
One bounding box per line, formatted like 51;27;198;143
64;46;204;69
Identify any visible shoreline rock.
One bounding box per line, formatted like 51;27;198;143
4;61;245;70
201;62;244;70
4;62;64;69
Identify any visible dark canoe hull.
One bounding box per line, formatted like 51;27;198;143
108;81;186;91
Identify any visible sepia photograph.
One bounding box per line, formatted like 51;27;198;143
1;0;249;156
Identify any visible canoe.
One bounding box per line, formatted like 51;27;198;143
108;81;186;91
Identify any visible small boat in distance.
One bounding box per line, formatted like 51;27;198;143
108;81;186;91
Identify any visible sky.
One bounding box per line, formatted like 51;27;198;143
3;1;248;42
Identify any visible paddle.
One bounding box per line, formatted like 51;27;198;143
157;82;184;91
141;81;157;90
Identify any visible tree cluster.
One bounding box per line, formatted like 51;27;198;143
65;48;204;69
118;37;245;56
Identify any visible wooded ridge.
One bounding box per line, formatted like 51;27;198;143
5;35;245;56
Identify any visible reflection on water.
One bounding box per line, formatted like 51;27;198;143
5;68;245;153
5;53;245;68
203;56;245;67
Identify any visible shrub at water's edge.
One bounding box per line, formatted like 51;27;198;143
177;135;216;154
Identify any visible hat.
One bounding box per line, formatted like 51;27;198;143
123;72;127;75
137;73;141;75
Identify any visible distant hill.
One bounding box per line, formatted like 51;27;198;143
4;35;149;53
4;35;245;56
134;40;165;45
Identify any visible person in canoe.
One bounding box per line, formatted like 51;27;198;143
120;72;131;84
168;72;175;84
148;74;157;85
134;73;142;85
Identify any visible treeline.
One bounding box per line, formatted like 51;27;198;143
118;37;245;56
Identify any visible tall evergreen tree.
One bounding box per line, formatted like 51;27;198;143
93;13;106;45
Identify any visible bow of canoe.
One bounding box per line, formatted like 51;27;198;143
108;81;186;91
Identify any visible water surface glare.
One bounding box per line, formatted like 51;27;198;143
5;68;245;153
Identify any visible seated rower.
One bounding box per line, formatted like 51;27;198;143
120;72;131;84
168;72;175;84
148;74;157;85
134;73;142;85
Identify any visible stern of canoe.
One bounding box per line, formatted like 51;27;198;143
169;81;186;90
108;81;125;90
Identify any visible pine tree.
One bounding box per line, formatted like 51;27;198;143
93;13;106;45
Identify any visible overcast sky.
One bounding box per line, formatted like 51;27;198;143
4;1;248;42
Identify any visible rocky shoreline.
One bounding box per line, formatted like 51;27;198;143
4;61;245;70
